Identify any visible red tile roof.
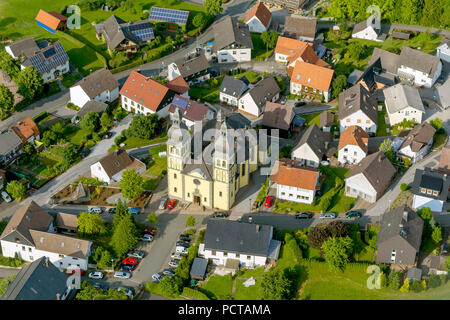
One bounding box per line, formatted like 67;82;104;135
244;1;272;28
12;117;40;141
35;9;61;30
338;125;369;153
120;71;170;112
166;76;190;95
270;158;319;190
291;61;334;92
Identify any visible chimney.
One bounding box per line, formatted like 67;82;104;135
403;211;408;221
56;293;61;300
44;257;50;267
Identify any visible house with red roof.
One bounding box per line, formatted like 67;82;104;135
35;10;67;33
337;125;369;165
119;71;175;117
166;76;190;98
244;1;272;33
168;95;215;128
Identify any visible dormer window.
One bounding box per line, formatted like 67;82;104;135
432;190;438;196
427;189;432;195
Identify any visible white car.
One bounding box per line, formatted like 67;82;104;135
175;246;188;254
88;271;104;280
141;234;153;242
88;207;102;214
170;252;183;260
116;287;134;297
114;271;131;279
128;251;145;259
152;273;163;282
1;191;12;203
168;259;179;268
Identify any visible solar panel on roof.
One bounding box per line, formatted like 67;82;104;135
149;7;189;25
172;96;188;109
43;47;56;58
122;22;155;41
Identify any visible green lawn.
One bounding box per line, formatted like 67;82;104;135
188;76;224;104
143;178;159;191
108;133;168;152
199;274;234;300
433;132;448;150
251;33;274;61
376;104;389;137
61;72;81;88
146;145;167;177
301;113;321;127
233;71;261;84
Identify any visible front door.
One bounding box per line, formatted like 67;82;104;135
193;195;201;205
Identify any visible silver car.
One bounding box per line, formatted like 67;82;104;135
114;271;131;279
159;196;168;210
319;212;337;219
128;251;145;259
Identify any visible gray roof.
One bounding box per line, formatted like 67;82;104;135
283;16;317;39
220;76;248;98
213;16;253;51
73;67;119;99
338;84;378;124
1;257;69;300
368;48;400;74
347;69;364;85
292;124;326;159
245;77;280;112
406;267;422;281
399;46;441;78
7;38;40;59
204;220;273;256
436;77;450;109
0;129;23;156
76;100;108;118
399;122;436;153
190;257;208;278
22;41;69;75
411;168;450;202
352;14;379;35
384;84;425;114
174;52;209;79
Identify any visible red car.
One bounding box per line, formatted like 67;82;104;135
69;268;85;276
167;199;176;210
122;257;138;266
143;228;157;236
264;196;274;208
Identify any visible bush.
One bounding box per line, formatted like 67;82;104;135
66;102;80;111
427;274;441;288
388;271;403;290
185;229;196;236
400;183;408;191
181;287;210;300
411;280;423;293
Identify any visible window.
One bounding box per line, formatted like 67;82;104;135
432;190;438;196
223;252;228;257
346;118;350;122
420;188;426;193
59;254;64;258
366;120;370;124
29;256;34;261
219;191;222;197
187;193;190;197
212;250;216;255
289;194;293;197
174;187;177;192
281;192;285;196
204;197;207;202
427;189;432;195
247;256;251;260
174;173;177;179
28;248;32;252
357;119;361;123
236;254;240;258
22;246;25;251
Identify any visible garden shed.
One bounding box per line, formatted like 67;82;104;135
190;258;208;280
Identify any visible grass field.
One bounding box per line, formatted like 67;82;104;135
251;33;274;61
109;132;168;152
301;112;321;127
146;144;167;177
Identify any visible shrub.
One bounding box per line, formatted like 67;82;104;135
388;271;403;290
411;280;423;293
399;279;410;292
427;274;441;288
440;274;448;284
185;229;196;236
181;287;210;300
400;183;408;191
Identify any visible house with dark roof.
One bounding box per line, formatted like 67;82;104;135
397;46;442;88
244;1;272;33
338;125;369;165
1;257;74;300
338;83;378;135
168;95;216;128
5;38;40;60
238;77;280;117
219;75;250;107
319;111;334;132
438;145;450;175
0;129;24;165
351;14;382;42
411;168;450;212
75;101;108;121
190;257;208;280
90;149;146;184
356;57;397;94
198;220;280;269
70;68;119;108
368;48;400;75
283;16;317;42
376;205;424;267
55;212;78;234
94;15;154;52
344;151;396;203
291;124;327;168
120;70;176;117
398;122;436;164
35;9;67;33
383;84;425;126
0;201;92;271
213;16;253;63
167;52;210;86
261;102;296;138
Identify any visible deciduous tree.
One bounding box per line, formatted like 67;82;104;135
260;30;278;49
100;112;113;130
80;111;100;133
307;226;330;249
119;169;144;200
0;84;14;117
204;0;223;16
321;236;353;272
260;268;292;300
127;113;160;140
186;216;196;227
110;214;139;257
16;66;43;101
77;212;106;236
6;180;26;200
332;75;347;99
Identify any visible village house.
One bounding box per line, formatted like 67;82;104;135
337;125;369;165
5;38;40;60
437;37;450;63
351;14;382;42
35;9;67;33
291;124;327;168
167;52;210;86
165;76;190;98
355;58;397;94
213;16;253;63
261;102;296;138
74;101;108;123
411;168;450;213
289;61;334;102
168;95;216;128
120;70;176;117
0;129;24;165
269;158;320;204
149;7;190;32
219;75;250;107
244;1;272;33
383;84;425;126
344;151;396;203
274;37;328;70
90;149;146;185
238;77;280;117
338;84;378;135
438;145;450;175
398;122;436;164
11;117;40;148
70;68;119;108
367;48;400;79
283;16;317;42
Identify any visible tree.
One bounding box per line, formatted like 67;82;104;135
430;118;442;130
80;111;100;133
400;183;408;191
0;84;14;117
97;249;113;270
6;180;26;200
16;66;43;101
100;112;113;130
379;138;395;163
388;271;403;290
332;75;347;99
260;30;278;49
119;169;144;200
321;236;353;272
347;42;365;60
399;279;410;292
61;144;78;167
204;0;223;16
159;275;183;296
192;13;207;28
445;256;450;272
42;130;58;147
110;214;139;257
113;198;128;228
411;280;423;293
432;224;442;244
127;113;160;140
0;50;20;79
51;122;65;137
427;274;441;288
186;216;196;227
307;226;330;249
260;268;292;300
22;143;35;157
147;213;157;225
326;221;348;238
77;212;106;236
417;207;434;237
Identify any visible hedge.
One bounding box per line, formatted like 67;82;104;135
181;287;210;300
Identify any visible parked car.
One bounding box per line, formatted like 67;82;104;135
88;207;102;214
167;199;176;210
163;268;176;276
279;96;286;105
176;240;190;248
92;282;108;291
122;257;138;266
175;246;188;254
127;207;139;215
319;212;337;219
159;196;168;210
1;191;12;203
141;234;153;242
295;212;313;219
264;196;274;208
295;101;306;107
168;260;179;268
116;287;134;297
128;250;145;259
443;243;449;255
108;207;116;214
68;268;85;276
119;264;135;272
114;271;131;279
345;210;362;219
212;211;229;218
88;271;104;280
179;236;191;243
143;228;157;236
102;132;113;139
320;161;330;166
170;252;183;259
80;149;90;158
152;273;163;282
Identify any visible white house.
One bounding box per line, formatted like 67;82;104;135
337;125;369;165
198;219;280;269
219;75;249;107
213;16;253;63
338;84;378;135
238;77;280;117
0;201;92;271
437;37;450;63
291;124;326;168
5;38;39;60
411;168;450;212
167;52;210;85
244;1;272;33
397;46;442;88
269;159;319;204
90;149;146;184
398;122;436;164
384;84;425;126
351;15;382;42
70;68;119;108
